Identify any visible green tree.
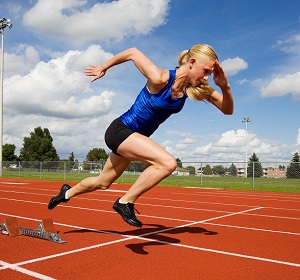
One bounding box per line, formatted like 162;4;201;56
68;152;76;168
185;165;195;175
2;143;18;162
247;153;263;178
127;161;149;172
19;127;59;162
212;165;225;175
202;164;212;175
86;148;108;162
286;152;300;179
228;163;238;177
83;148;109;170
69;152;75;164
176;158;182;168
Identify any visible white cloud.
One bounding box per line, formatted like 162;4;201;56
216;129;247;147
297;128;300;145
260;33;300;99
221;57;248;76
260;72;300;100
4;45;115;119
2;45;122;159
5;44;40;76
168;128;297;164
236;79;248;85
275;33;300;55
23;0;170;44
194;143;212;155
176;143;188;150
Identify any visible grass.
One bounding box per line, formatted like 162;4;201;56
2;170;300;193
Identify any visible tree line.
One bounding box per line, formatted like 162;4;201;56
198;152;300;179
2;126;300;178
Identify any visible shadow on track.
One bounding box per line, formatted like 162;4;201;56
64;223;218;255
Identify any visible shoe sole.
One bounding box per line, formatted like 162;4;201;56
48;185;70;210
113;205;142;228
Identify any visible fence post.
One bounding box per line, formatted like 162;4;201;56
39;162;42;179
252;162;255;188
200;162;203;186
63;161;66;180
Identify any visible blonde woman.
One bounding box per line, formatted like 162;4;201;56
48;44;234;228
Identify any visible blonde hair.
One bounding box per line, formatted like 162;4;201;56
178;44;218;101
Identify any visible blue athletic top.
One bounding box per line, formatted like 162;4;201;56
120;70;187;137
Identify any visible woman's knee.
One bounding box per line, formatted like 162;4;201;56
160;155;177;175
92;177;111;190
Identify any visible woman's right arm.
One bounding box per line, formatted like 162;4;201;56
84;48;169;89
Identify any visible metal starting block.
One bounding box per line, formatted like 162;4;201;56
0;217;66;244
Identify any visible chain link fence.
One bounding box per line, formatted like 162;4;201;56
1;161;300;192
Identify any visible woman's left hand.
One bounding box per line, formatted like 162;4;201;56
213;60;229;89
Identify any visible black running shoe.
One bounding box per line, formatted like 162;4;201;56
113;198;142;228
48;184;71;210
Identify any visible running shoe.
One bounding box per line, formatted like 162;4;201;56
113;198;142;227
48;184;71;210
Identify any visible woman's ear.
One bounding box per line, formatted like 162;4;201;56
189;58;196;68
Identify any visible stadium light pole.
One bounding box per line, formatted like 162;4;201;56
0;18;13;176
242;117;251;177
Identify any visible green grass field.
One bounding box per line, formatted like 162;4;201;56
2;170;300;193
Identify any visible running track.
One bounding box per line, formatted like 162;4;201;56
0;178;299;279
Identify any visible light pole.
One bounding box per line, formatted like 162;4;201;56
0;18;13;176
242;117;251;177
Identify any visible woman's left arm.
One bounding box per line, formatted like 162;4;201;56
208;60;234;115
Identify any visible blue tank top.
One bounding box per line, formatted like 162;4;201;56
120;70;187;136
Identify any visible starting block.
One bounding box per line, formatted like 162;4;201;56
0;217;66;244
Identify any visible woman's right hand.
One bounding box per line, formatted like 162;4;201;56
84;64;106;82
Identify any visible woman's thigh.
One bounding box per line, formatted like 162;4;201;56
117;132;175;166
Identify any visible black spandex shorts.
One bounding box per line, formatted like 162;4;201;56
104;118;135;156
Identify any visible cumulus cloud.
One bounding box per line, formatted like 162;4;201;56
4;45;116;119
297;128;300;145
5;44;40;76
221;57;248;76
194;143;212;155
23;0;170;44
260;72;300;100
166;128;297;164
2;44;123;158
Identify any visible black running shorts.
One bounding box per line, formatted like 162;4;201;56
104;118;135;156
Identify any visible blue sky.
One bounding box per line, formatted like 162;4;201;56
1;0;299;166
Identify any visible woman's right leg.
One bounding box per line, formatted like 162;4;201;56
48;153;131;209
67;153;131;198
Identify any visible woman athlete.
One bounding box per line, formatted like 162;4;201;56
48;44;234;228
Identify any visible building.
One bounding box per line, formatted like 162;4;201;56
266;167;287;178
172;167;190;176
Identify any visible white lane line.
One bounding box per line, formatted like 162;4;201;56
0;260;55;279
0;182;28;185
172;191;300;203
204;222;300;236
1;197;300;224
0;207;299;268
2;189;300;214
1;236;137;268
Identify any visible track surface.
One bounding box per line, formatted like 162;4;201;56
0;178;299;279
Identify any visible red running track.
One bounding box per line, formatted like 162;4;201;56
0;178;299;279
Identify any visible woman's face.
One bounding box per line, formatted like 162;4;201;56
188;59;215;87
